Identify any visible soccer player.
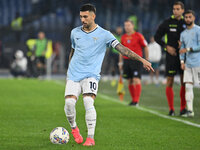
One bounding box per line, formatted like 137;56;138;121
119;20;149;106
64;4;154;146
154;1;186;116
148;36;162;85
179;10;200;117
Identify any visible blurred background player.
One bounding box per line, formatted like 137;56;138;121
11;12;23;42
179;10;200;117
10;50;27;77
119;20;149;106
148;36;162;85
64;3;153;146
154;1;186;116
34;31;48;77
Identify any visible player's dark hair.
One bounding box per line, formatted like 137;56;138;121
80;3;96;14
184;10;195;17
173;1;184;9
125;19;134;25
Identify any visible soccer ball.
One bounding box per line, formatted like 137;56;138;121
50;127;70;144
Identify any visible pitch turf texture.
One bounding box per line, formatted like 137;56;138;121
0;79;200;150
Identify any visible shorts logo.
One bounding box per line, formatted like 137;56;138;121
134;71;138;76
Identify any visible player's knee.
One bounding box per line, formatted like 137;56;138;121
64;98;76;115
65;95;77;100
83;96;94;111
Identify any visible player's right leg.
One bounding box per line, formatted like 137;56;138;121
165;53;177;116
64;80;83;144
184;67;195;117
166;76;175;116
185;83;194;117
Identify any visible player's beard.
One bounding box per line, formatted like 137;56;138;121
82;23;90;30
186;21;193;26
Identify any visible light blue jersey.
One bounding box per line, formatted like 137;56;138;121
180;24;200;68
67;25;119;81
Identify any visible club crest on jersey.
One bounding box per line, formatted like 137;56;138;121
92;37;99;43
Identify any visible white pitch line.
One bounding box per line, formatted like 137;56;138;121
98;93;200;128
52;80;200;128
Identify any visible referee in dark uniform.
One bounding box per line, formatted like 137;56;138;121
154;1;187;116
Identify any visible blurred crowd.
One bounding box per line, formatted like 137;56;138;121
0;0;199;78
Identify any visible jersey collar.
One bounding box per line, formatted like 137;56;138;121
171;15;184;19
81;25;98;34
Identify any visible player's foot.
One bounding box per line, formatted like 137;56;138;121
180;108;187;117
71;127;83;144
83;138;95;146
129;102;139;107
187;110;194;117
168;110;175;116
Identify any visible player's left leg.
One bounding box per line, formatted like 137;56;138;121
185;83;194;117
129;60;142;106
82;94;96;146
81;78;98;146
183;67;195;117
180;74;187;115
133;77;141;106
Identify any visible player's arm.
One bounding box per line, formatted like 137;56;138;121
118;54;123;72
115;43;154;72
154;21;176;56
179;34;186;70
68;48;74;65
154;21;167;48
144;46;149;60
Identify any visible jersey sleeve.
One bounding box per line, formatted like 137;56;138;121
179;33;185;61
70;30;75;49
154;20;167;47
106;31;120;48
192;28;200;51
138;33;148;47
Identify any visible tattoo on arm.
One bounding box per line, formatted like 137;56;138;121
115;43;142;61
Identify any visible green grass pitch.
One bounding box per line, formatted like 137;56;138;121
0;79;200;150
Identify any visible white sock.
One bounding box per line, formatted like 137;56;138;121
185;83;194;112
83;96;96;139
64;98;77;128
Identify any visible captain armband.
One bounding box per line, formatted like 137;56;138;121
111;40;120;48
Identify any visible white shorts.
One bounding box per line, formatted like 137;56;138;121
64;77;99;98
183;66;200;85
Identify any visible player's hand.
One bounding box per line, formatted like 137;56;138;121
178;41;181;49
181;63;185;70
141;58;154;72
179;48;187;54
166;45;176;56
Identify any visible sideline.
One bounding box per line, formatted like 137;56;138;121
53;80;200;128
98;93;200;128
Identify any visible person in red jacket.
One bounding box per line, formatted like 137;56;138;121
119;20;149;106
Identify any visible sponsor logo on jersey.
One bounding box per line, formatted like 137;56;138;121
92;37;99;42
170;28;177;32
